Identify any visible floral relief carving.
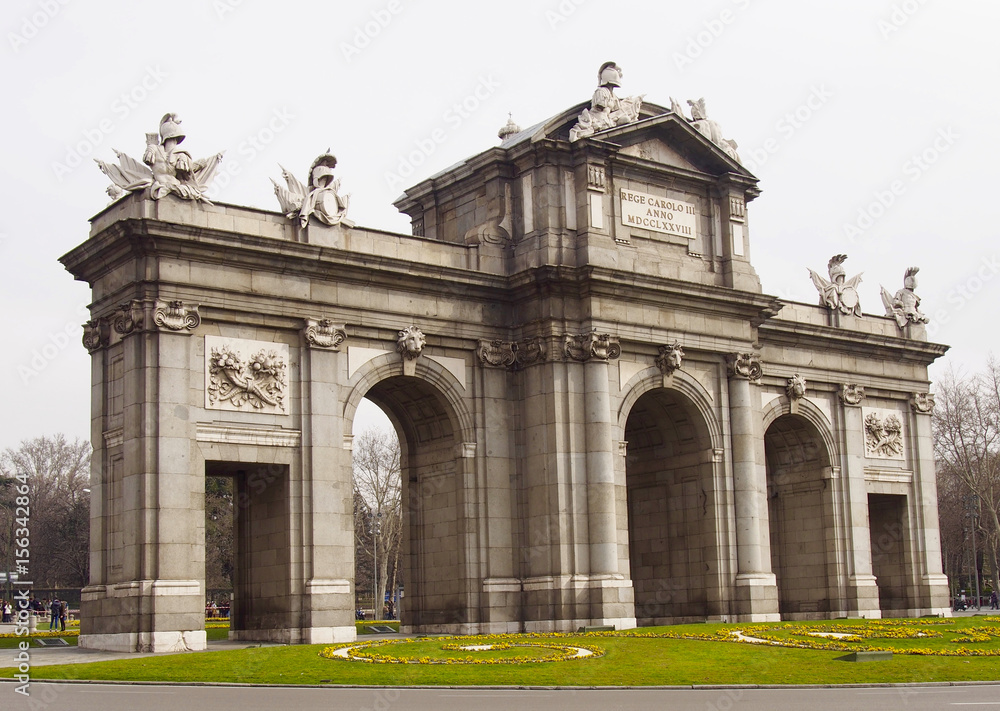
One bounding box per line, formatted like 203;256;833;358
863;409;905;460
208;343;287;412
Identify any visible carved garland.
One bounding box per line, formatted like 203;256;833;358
208;345;287;412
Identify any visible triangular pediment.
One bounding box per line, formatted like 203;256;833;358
594;112;756;180
618;136;702;172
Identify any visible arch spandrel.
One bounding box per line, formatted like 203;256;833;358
343;352;476;447
760;396;839;464
617;366;723;452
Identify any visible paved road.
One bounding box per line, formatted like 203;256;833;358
2;682;999;711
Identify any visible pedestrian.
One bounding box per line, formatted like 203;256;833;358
1;599;10;623
49;598;61;630
991;590;998;610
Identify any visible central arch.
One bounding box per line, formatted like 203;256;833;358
623;384;724;624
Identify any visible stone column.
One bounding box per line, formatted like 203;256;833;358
300;320;356;644
726;353;779;621
567;331;635;629
909;393;951;614
838;385;882;617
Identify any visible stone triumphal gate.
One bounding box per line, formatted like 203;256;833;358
64;66;950;652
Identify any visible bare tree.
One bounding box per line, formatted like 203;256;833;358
933;358;1000;598
352;427;402;620
0;435;91;588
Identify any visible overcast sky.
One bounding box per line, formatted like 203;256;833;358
2;0;998;451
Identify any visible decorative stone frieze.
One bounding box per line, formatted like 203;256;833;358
839;384;866;406
153;300;200;332
726;352;762;383
564;330;621;362
303;319;347;350
112;299;144;335
477;339;518;369
862;407;905;460
910;392;935;415
82;318;108;353
205;336;288;413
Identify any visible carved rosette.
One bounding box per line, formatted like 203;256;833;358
82;318;108;353
153;300;200;332
910;392;935;415
564;331;621;362
840;384;866;406
655;343;684;376
112;299;144;335
786;374;807;401
726;352;762;384
303;319;347;350
477;340;517;369
207;341;287;412
396;326;426;361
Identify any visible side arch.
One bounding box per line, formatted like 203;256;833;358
617;367;723;451
761;396;840;462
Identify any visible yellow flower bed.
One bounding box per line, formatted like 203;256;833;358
321;634;604;665
0;629;80;639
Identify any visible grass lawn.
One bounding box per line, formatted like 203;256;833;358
2;617;998;687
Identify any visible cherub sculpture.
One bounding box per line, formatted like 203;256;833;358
809;254;863;317
95;113;223;204
881;267;929;329
272;151;351;228
684;98;741;163
569;62;644;141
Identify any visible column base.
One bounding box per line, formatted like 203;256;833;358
229;626;356;644
733;573;780;622
79;630;206;653
847;574;882;618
